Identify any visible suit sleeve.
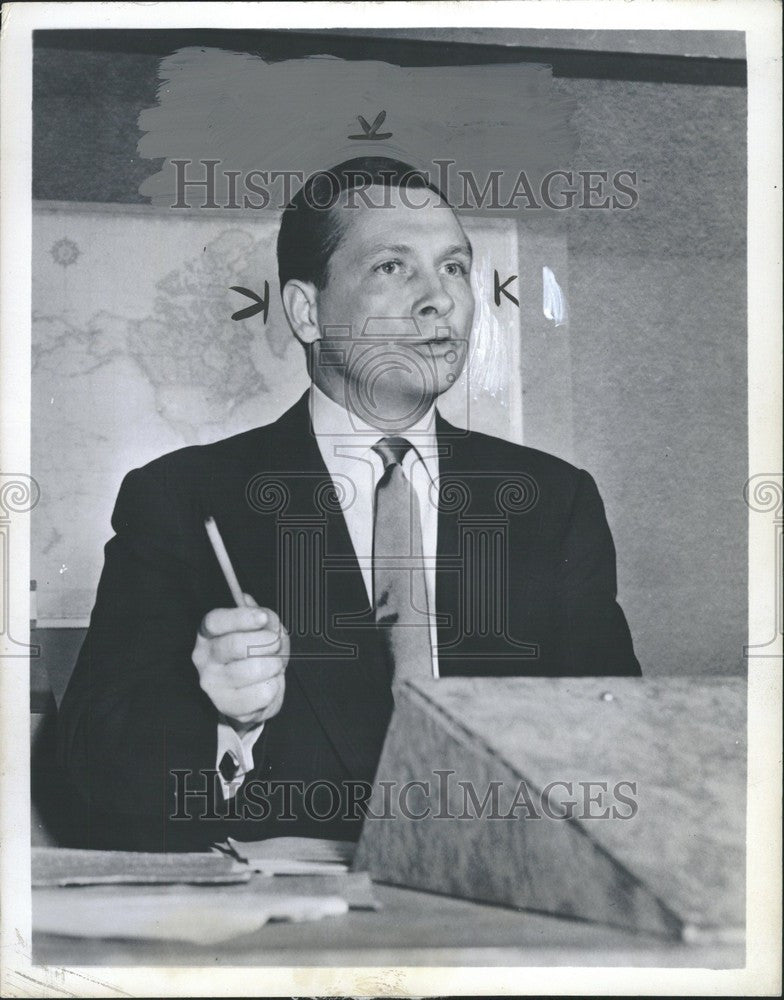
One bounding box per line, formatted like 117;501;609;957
557;469;642;676
56;464;221;848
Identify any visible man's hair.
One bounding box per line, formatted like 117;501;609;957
276;157;449;292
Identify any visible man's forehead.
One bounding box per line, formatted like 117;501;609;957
333;185;468;254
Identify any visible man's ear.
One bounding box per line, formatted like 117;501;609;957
281;279;320;347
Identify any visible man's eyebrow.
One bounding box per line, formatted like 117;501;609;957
440;241;473;260
360;241;473;259
361;243;414;257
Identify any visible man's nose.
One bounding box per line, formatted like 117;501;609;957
412;273;454;319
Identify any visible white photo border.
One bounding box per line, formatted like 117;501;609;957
1;2;781;996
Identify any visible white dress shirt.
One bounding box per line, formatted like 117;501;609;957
216;384;442;797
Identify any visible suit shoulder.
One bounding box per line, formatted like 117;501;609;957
444;426;601;528
129;415;286;484
451;425;584;484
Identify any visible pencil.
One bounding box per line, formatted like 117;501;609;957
204;516;245;607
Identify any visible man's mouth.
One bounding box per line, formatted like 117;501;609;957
417;336;453;346
361;335;461;351
415;337;461;354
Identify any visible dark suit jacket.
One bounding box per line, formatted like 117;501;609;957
57;390;640;850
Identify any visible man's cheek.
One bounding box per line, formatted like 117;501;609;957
354;295;404;337
364;288;400;312
451;297;475;339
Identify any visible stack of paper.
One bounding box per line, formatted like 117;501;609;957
224;836;355;875
32;847;250;886
33;839;377;944
34;887;348;944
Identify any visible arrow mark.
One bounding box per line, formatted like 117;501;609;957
230;282;269;323
348;110;393;141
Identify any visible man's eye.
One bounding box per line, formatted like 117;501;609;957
443;261;467;276
375;260;403;275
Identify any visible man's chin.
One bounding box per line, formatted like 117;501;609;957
343;379;441;431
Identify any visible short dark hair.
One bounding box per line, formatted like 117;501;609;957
276;157;449;291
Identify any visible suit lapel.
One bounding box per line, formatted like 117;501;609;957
434;413;469;665
260;392;393;776
433;412;545;674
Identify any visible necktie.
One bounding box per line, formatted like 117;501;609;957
219;750;238;784
372;436;434;686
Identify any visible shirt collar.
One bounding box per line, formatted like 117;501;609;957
309;382;439;481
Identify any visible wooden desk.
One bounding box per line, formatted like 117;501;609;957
33;877;743;968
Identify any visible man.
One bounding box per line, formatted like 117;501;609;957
57;157;640;852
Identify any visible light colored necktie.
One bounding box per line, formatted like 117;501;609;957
372;436;433;686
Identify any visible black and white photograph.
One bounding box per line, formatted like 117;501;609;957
0;1;781;996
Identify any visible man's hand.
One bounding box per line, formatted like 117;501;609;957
192;594;289;732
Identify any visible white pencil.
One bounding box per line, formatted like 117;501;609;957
204;516;245;607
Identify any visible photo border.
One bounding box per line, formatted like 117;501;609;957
1;2;781;996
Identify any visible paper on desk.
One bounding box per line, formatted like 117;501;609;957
32;846;251;886
34;887;348;945
258;871;379;910
225;836;355;874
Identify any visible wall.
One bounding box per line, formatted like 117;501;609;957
524;77;747;675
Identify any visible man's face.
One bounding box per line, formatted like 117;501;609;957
312;184;475;428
